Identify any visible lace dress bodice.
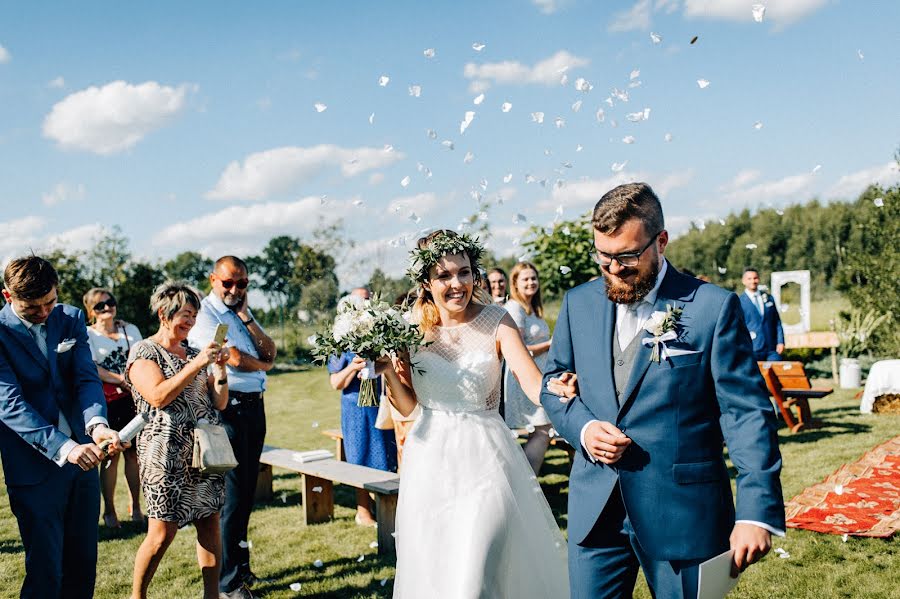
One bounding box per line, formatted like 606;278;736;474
410;304;506;413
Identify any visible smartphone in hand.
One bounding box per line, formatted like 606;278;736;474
214;323;228;346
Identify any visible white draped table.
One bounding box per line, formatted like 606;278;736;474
860;359;900;413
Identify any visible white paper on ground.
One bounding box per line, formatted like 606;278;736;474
697;549;738;599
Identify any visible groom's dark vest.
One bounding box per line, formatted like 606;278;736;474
612;324;642;407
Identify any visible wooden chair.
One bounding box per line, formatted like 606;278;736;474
758;361;833;433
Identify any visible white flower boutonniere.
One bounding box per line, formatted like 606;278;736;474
56;338;77;354
641;304;683;363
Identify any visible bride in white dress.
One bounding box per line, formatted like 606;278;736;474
381;230;571;598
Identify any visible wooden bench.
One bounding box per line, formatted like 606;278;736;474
322;429;345;461
758;361;834;433
256;445;399;554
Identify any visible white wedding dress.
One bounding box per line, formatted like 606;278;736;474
393;304;569;598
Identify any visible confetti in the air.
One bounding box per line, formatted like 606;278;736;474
460;111;476;134
357;554;365;563
718;266;727;274
442;140;455;150
690;35;699;45
560;266;572;275
400;176;410;187
595;108;605;122
622;136;635;144
314;102;327;112
697;79;710;89
378;75;390;87
463;151;474;164
369;541;379;549
650;32;662;44
472;42;486;52
230;398;239;406
423;48;435;58
381;579;389;587
513;213;527;224
408;84;422;97
630;69;640;80
368;112;375;125
834;484;844;495
752;4;766;23
501;101;512;113
531;111;545;124
554;116;565;128
857;49;864;61
239;540;252;549
611;161;627;172
290;582;302;592
626;108;650;122
745;243;758;250
574;77;593;92
313;559;324;568
576;144;583;152
812;164;822;174
525;424;536;433
842;534;849;542
571;99;583;112
753;121;763;130
473;93;485;105
311;421;319;428
873;197;884;207
664;133;673;142
426;129;437;139
312;486;323;493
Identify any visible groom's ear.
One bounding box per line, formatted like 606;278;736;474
657;229;669;253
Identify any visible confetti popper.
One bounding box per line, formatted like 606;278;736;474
100;412;150;455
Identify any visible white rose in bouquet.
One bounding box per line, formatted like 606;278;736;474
333;313;355;341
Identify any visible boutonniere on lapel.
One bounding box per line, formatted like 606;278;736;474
641;304;683;363
56;338;77;354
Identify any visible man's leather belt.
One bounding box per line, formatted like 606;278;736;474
229;390;263;402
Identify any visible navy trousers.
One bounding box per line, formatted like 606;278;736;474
569;485;706;599
218;396;267;593
7;464;100;599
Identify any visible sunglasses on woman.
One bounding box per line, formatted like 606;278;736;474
93;298;117;312
219;278;249;290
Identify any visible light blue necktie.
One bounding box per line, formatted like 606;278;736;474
756;293;765;316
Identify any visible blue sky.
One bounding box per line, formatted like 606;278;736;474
1;0;898;286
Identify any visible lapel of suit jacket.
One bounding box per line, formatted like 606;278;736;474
616;264;682;418
592;281;617;409
0;303;51;372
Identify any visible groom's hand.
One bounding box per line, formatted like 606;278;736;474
729;523;772;577
584;421;631;464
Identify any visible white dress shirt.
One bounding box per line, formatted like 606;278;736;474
578;262;784;537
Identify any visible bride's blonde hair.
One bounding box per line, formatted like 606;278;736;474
409;230;489;335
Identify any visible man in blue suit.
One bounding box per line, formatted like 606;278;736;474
0;256;124;598
739;268;785;361
541;184;784;599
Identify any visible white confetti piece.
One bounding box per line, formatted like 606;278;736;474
501;101;512;113
441;140;454;150
423;48;435;58
834;484;844;495
280;492;288;504
650;32;662;44
311;421;319;428
664;132;673;142
562;226;571;236
745;243;758;250
463;151;474;164
290;582;302;592
231;398;239;406
313;102;327;112
612;88;629;102
752;4;766;23
513;213;527;224
559;73;569;86
576;144;583;152
239;540;252;549
812;164;822;174
531;111;545;124
697;79;710;89
873;197;884;207
595;108;605;122
718;218;726;225
622;136;635;144
842;534;849;542
753;121;763;130
626;109;650;122
857;49;864;61
630;69;641;80
503;173;513;183
558;266;572;276
369;541;378;548
400;176;410;187
426;129;437;139
554;116;565;128
473;93;485;105
718;266;727;274
460;111;475;134
357;554;365;562
525;424;536;433
313;559;324;568
611;161;627;172
571;100;583;112
574;77;593;92
543;148;552;156
368;112;375;125
383;144;394;153
312;486;323;493
472;42;485;52
408;85;422;97
378;75;390;87
381;578;388;587
774;547;787;555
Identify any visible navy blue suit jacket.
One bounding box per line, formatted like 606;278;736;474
0;303;106;486
541;264;784;561
739;292;785;355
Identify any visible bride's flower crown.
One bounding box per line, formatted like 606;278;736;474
406;231;485;283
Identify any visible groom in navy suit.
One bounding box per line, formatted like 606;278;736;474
739;267;785;361
0;256;123;598
541;184;784;598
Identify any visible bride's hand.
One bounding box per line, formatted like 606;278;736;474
546;372;578;401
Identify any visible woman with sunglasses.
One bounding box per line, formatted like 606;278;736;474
83;287;145;528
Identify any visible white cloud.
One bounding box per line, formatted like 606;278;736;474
42;182;86;206
0;44;10;64
153;196;326;248
42;80;191;155
46;223;105;252
545;169;693;212
387;192;441;219
826;162;900;199
719;168;762;192
609;0;652;32
720;172;815;206
655;169;696;197
532;0;568;14
683;0;828;26
463;50;589;90
368;172;385;186
48;76;65;89
0;217;46;264
206;145;406;201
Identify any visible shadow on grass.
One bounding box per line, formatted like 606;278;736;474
0;538;23;555
97;518;148;542
255;553;396;597
777;421;871;445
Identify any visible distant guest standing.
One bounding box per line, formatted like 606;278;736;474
83;287;145;528
0;256;123;599
487;268;508;305
189;256;276;599
127;281;230;599
739;268;785;361
329;288;398;525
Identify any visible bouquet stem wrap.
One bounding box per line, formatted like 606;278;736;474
358;360;378;407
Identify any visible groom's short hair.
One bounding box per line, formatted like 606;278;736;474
592;182;664;236
3;256;59;300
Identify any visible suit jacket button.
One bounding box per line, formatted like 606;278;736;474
616;359;625;366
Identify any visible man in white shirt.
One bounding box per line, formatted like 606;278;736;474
0;255;123;598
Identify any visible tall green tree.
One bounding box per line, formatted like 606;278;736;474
367;268;412;304
116;262;166;334
84;226;131;293
522;215;596;298
44;249;92;308
163;251;213;292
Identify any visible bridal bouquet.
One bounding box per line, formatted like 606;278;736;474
312;295;426;407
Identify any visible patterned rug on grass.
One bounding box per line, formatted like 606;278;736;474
785;436;900;538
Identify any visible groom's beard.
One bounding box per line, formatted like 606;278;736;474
604;258;660;304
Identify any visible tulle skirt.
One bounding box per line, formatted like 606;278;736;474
393;408;569;599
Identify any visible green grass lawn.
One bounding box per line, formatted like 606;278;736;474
1;369;897;598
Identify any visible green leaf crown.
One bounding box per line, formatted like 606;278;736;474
406;232;485;283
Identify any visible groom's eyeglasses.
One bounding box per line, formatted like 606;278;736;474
92;298;117;312
590;232;661;268
219;278;249;290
